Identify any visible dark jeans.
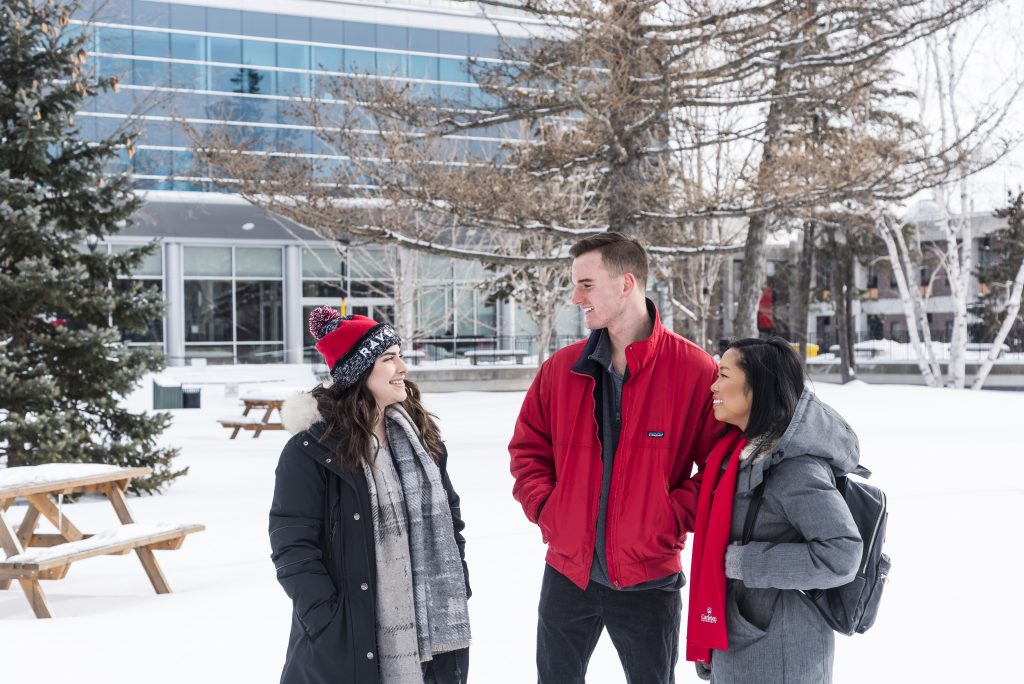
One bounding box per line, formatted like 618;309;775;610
422;647;469;684
537;564;681;684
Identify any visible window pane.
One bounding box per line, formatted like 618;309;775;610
237;343;285;364
312;46;343;72
236;247;282;277
344;49;374;74
235;280;283;341
97;56;133;83
134;30;169;58
116;279;164;342
409;55;438;81
112;244;162;276
184;246;231;276
171;33;205;61
134;148;171;177
349;279;393;297
243;39;276;67
98;27;132;54
171;62;204;89
133;59;170;87
349;246;391;278
439;58;469;83
302;280;344;297
417;286;452;336
376;51;406;77
184;280;233;341
302;247;341;278
209;37;242;64
278;42;309;70
277;71;308;97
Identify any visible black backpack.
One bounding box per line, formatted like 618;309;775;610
742;465;891;636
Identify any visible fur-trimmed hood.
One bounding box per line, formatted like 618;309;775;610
280;387;323;434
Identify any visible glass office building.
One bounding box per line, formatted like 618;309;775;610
72;0;583;364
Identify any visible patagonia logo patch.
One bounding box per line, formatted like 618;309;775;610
647;431;665;438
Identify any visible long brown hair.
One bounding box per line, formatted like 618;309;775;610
311;371;444;471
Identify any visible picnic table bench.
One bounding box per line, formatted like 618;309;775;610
0;463;204;618
464;349;529;365
218;391;287;438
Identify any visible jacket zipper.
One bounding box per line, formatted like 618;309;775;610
606;345;640;590
569;366;604;583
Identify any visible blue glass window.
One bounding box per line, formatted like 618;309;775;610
312;46;343;72
311;19;345;45
206;8;241;35
171;33;205;61
171;62;204;90
242;11;277;39
243;39;276;67
133;30;169;58
172;150;193;175
345;49;374;74
170;3;204;31
277;15;309;42
278;43;309;70
409;28;439;54
97;55;133;82
98;27;132;54
376;25;407;51
376;52;406;78
209;37;242;65
344;22;375;48
277;71;309;97
132;1;168;28
409;55;438;81
438;31;470;56
439;83;470;104
134;148;172;177
313;74;340;99
134;59;170;87
439;58;469;83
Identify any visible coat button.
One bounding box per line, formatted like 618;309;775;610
353;513;360;520
360;583;368;591
303;441;308;446
367;652;374;660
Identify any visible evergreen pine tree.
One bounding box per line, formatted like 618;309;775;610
0;0;184;492
971;191;1024;344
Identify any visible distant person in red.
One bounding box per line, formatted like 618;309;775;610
509;232;721;683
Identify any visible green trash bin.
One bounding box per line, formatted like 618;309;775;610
153;382;183;409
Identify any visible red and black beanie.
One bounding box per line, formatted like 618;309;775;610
308;307;402;389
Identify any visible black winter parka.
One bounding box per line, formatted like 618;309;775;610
269;423;470;684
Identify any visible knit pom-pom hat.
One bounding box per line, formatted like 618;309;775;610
308;306;402;389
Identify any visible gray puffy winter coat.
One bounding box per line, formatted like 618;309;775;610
709;389;863;684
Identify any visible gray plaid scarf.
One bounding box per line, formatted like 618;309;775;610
361;405;471;683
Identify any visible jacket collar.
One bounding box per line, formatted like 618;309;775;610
571;298;665;377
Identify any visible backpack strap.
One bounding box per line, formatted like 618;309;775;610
742;480;765;545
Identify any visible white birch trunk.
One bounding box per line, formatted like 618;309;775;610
878;218;944;387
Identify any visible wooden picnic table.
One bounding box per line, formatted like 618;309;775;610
0;463;204;618
219;392;287;438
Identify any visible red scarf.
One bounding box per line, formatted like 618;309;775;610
686;429;747;663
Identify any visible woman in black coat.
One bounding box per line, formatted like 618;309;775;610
270;308;471;684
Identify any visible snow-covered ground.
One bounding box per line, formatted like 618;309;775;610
1;369;1021;683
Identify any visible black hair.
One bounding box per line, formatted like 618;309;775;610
725;336;805;438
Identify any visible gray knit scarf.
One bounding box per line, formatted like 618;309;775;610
361;405;471;683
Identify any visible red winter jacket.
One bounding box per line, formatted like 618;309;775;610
509;302;722;590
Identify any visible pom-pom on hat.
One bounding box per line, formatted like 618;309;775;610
308;306;402;390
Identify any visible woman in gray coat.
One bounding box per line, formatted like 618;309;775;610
686;337;862;684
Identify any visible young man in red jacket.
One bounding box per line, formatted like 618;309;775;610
509;232;721;683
